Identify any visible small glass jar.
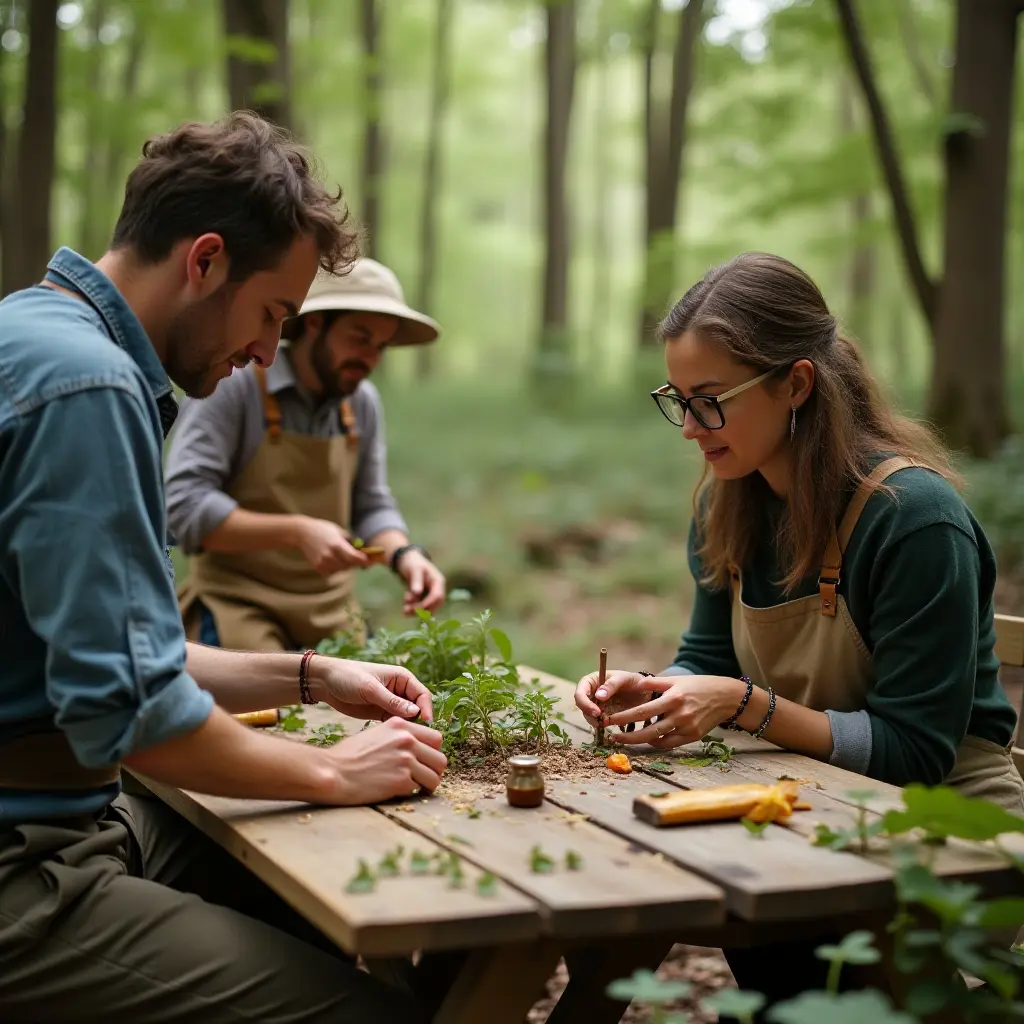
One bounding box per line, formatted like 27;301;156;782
506;754;545;808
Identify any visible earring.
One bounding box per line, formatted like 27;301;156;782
790;405;796;441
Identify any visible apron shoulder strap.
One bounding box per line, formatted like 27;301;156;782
339;398;360;451
818;456;920;618
254;366;283;442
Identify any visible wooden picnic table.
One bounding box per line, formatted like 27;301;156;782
130;662;1024;1024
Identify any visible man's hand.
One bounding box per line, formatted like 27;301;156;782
293;517;369;575
328;717;447;803
395;549;446;614
310;656;434;723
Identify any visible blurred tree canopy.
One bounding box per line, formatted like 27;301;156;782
0;0;1022;456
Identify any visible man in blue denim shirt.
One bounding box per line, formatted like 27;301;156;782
0;113;446;1022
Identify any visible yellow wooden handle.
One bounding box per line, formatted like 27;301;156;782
234;708;280;728
633;781;803;827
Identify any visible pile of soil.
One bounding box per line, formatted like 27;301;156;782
437;740;611;803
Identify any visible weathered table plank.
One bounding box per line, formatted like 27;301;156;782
376;791;725;937
543;772;895;921
137;777;542;957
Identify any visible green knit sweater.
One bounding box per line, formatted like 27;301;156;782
670;465;1018;787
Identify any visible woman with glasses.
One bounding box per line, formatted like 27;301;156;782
574;251;1023;1005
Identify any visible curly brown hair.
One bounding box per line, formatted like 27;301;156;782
660;252;960;594
111;111;360;280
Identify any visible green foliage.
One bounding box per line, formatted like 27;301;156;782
812;789;885;852
701;988;766;1024
609;784;1024;1020
606;968;692;1016
883;783;1024;843
509;688;571;747
815;931;882;994
317;607;576;756
766;990;916;1024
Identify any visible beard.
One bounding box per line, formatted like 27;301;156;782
309;328;369;399
164;289;234;399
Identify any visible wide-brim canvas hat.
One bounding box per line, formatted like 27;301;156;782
292;258;441;347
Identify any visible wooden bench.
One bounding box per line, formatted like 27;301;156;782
996;612;1024;775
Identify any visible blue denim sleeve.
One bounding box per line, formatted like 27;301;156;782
0;382;214;767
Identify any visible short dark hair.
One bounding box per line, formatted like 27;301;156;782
111;111;360;281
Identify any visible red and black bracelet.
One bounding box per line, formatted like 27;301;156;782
299;649;317;705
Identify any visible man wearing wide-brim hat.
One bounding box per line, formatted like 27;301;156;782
166;257;445;653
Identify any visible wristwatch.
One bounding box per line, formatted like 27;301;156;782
390;543;431;574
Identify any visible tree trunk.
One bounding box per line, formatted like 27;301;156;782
415;0;453;380
536;0;576;377
99;11;145;252
835;0;937;330
360;0;384;259
6;0;58;295
638;0;704;347
840;72;874;347
589;0;612;354
78;0;109;261
222;0;292;130
927;0;1021;455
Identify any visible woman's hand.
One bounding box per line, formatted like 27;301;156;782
310;657;434;723
576;669;745;748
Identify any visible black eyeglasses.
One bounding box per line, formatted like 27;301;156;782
650;369;775;430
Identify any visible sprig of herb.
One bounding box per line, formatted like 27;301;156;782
677;734;735;767
306;722;345;747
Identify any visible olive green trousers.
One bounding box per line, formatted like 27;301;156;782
0;793;425;1023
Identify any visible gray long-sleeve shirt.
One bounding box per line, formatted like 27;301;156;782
164;350;408;555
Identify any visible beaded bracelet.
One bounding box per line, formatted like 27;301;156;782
720;675;753;731
299;649;317;705
752;686;777;740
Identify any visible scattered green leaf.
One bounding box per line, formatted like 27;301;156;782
530;844;556;874
345;859;376;894
476;871;498;897
409;850;432;875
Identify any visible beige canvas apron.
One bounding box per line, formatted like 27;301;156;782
178;367;366;652
729;456;1024;815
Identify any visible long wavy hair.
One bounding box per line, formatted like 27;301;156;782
660;252;961;593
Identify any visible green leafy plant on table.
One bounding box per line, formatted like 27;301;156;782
608;784;1024;1022
316;608;571;759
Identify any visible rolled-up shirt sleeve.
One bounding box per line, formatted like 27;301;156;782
164;372;249;554
351;383;409;540
0;383;214;766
